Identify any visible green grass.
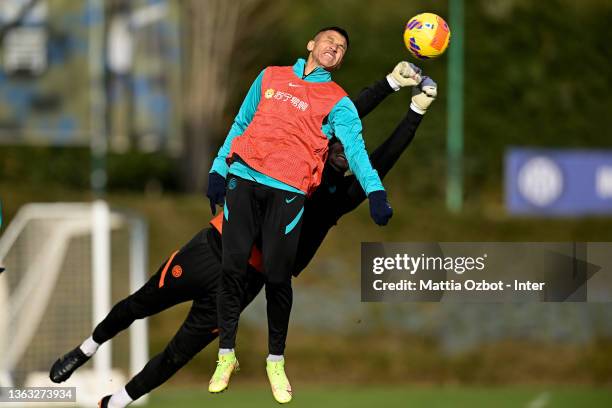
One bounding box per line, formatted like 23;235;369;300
141;386;612;408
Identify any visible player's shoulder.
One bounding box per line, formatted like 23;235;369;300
260;65;297;83
330;94;358;117
263;65;294;74
325;80;349;98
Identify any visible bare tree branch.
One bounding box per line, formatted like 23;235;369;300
180;0;268;192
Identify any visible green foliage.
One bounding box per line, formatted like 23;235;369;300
464;0;612;194
0;146;180;192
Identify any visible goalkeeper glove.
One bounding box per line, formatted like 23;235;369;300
206;172;226;215
410;76;437;114
387;61;422;90
368;190;393;226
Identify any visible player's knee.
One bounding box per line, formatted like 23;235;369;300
127;301;150;320
162;347;191;369
124;293;158;320
107;298;140;321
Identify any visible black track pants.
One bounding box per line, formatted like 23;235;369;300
219;176;305;355
88;228;264;400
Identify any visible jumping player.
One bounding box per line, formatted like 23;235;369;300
207;27;394;398
49;64;437;406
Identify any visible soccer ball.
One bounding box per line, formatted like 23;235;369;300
404;13;451;60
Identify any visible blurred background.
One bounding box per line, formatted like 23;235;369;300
0;0;611;406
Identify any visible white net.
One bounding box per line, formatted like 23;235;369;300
0;202;148;406
8;224;94;386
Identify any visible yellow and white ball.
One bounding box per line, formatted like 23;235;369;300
404;13;451;60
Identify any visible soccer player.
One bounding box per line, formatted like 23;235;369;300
49;64;437;407
207;26;394;397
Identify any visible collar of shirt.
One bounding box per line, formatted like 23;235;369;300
293;58;332;83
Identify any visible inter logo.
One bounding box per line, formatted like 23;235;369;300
171;265;182;278
264;88;275;99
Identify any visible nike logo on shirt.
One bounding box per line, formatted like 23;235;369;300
288;82;302;87
285;195;297;203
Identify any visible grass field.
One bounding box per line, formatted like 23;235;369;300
141;386;612;408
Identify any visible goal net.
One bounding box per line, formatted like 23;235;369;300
0;201;148;406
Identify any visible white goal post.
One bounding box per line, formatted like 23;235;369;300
0;200;148;406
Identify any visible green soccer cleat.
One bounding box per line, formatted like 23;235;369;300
266;358;293;404
208;351;239;393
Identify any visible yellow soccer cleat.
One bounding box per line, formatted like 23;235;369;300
208;351;239;393
266;358;293;404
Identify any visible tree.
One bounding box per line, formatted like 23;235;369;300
180;0;267;192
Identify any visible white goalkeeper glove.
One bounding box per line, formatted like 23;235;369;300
386;61;422;91
410;76;437;114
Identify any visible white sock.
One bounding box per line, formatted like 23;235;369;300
219;348;234;355
79;336;99;357
267;354;284;362
108;387;133;408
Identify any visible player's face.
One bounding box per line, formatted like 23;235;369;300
307;31;347;71
327;141;349;173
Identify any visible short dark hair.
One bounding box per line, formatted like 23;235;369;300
316;26;350;49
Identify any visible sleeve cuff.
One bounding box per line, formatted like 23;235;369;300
410;102;426;115
210;158;229;178
386;74;401;92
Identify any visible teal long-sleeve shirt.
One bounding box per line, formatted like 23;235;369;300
210;58;385;196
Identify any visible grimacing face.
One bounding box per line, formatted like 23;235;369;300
327;140;349;173
307;30;347;71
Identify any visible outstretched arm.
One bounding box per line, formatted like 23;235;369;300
328;63;424;226
351;77;395;119
352;62;422;119
336;77;438;216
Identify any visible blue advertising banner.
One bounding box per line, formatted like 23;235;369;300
505;148;612;215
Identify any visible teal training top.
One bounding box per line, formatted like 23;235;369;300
210;58;384;196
